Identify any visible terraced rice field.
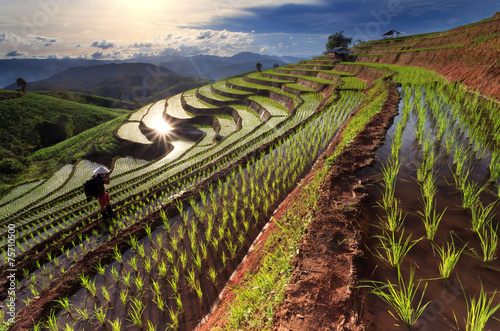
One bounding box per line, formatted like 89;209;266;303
5;56;497;330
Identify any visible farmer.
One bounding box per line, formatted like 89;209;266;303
93;166;114;231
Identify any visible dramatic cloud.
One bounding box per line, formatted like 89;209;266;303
0;0;496;59
91;40;115;50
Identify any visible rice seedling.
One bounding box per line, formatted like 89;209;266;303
489;151;500;183
179;249;188;269
74;303;90;321
108;318;121;331
122;270;132;289
127;296;145;328
128;255;139;273
54;296;75;319
45;310;59;331
120;289;128;308
461;181;487;211
167;306;180;330
194;279;203;303
94;259;106;277
373;229;422;270
362;267;430;329
475;222;499;263
134;273;146;294
171;264;180;284
147;320;158;331
417;173;445;241
92;304;107;326
434;235;466;279
137;243;146;259
143;257;153;275
62;323;75;331
158;260;168;278
102;286;111;303
470;201;496;233
377;198;405;233
461;282;500;331
208;266;219;286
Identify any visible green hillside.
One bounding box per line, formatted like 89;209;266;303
0;90;129;191
35;90;138;110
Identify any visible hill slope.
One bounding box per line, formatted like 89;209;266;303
351;12;500;98
0;90;129;190
4;63;206;103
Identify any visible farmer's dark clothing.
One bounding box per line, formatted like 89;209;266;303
94;175;107;197
93;173;112;215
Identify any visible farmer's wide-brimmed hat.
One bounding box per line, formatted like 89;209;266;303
93;166;110;174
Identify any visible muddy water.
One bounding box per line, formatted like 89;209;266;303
356;88;500;330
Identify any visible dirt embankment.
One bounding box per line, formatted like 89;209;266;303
353;13;500;99
271;82;401;331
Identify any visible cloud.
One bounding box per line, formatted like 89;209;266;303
0;31;27;46
445;17;459;24
91;51;104;59
6;50;22;57
35;36;59;43
91;40;115;49
132;42;154;48
197;30;217;40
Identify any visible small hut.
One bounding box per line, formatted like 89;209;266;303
327;47;352;61
383;30;401;38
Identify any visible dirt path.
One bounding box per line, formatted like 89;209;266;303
271;82;400;330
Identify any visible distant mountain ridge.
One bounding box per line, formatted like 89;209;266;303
0;52;302;89
160;52;301;80
4;62;205;102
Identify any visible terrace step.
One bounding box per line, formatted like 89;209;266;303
226;77;271;95
211;81;253;100
196;85;243;108
243;73;291;89
300;59;338;66
286;64;337;71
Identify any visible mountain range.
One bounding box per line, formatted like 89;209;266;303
1;52;302;93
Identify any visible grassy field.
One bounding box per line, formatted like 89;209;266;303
0;90;129;193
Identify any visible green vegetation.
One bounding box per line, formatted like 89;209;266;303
0;90;128;192
35;91;137;110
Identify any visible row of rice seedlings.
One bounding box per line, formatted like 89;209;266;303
0;164;74;220
339;76;367;90
8;85;263;224
417;172;446;241
40;83;357;330
2;91;348;278
10;70;340;235
7;80;352;324
364;66;500;330
0;101;274;262
1;230;104;312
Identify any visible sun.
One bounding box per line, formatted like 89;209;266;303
149;114;172;134
154;122;172;134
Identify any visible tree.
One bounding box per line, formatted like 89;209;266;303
16;78;27;93
325;31;352;51
256;62;262;72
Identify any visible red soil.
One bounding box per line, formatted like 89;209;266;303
353;13;500;99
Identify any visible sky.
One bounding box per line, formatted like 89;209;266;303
0;0;498;60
